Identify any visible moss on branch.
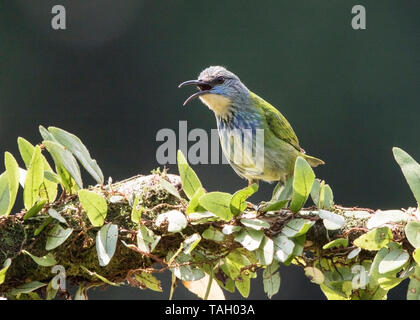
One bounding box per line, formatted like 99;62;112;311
0;172;416;299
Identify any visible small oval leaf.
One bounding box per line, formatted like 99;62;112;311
290;157;315;213
22;250;57;267
96;223;118;267
45;224;73;251
198;192;233;221
177;150;202;200
78;189;108;227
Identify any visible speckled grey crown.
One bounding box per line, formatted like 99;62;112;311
198;66;239;81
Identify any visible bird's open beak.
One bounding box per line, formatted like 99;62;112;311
178;80;213;106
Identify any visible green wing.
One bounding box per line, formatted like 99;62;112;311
250;92;301;151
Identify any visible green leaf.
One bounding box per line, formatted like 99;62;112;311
188;211;218;224
230;183;258;215
186;187;206;215
18;137;36;168
137;224;160;253
134;272;163;292
378;247;409;274
393;147;420;206
281;218;315;238
312;180;333;209
320;282;352;300
377;276;402;291
78;189;108;227
304;267;325;285
221;225;242;235
0;172;10;216
96;223;118;267
159;178;181;199
169;252;205;281
318;210;346;230
0;258;11;285
256;236;274;266
47;127;104;184
23;146;44;210
353;227;393;251
310;179;321;205
319;286;347;300
4;152;20;216
74;284;87;300
131;196;143;224
18;137;59;203
22;250;57;267
10;281;47;295
224;250;252;280
323;238;349;250
44;171;60;184
39;176;58;204
347;247;361;260
261;199;289;212
198;192;233;221
273;235;295;263
34;217;53;236
407;265;420;300
39;125;56;142
155;210;187;233
234;229;264;251
202;226;225;242
80;266;120;286
398;260;416;279
405;221;420;248
290;157;315;212
23;200;47;221
240;218;270;230
45;224;73;251
235;276;250;298
43;140;83;189
183;233;201;254
413;248;420;265
48;208;67;224
55;164;77;193
263;261;280;299
177;150;202;199
369;247;403;291
46;278;58;300
272;176;293;201
367;210;409;229
284;234;306;266
323;184;334;209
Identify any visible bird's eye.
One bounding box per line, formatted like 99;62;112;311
215;76;225;84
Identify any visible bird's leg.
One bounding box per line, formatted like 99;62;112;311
246;179;259;209
248;179;259;187
257;179;286;214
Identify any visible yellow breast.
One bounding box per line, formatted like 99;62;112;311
199;93;232;118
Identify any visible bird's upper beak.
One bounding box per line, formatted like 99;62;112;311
178;80;213;106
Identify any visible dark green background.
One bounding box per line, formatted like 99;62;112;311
0;0;419;299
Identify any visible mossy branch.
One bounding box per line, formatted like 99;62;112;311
1;127;420;300
0;172;417;300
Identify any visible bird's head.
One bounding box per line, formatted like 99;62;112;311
179;66;248;117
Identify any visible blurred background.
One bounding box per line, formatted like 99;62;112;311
0;0;419;299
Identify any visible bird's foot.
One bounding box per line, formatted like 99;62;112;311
256;201;269;213
247;201;258;210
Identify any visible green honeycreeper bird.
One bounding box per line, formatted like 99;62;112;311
179;66;324;186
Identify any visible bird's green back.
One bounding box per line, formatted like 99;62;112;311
249;91;301;152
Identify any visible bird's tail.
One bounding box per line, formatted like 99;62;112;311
302;154;325;168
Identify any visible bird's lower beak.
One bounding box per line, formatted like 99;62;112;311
178;80;213;106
